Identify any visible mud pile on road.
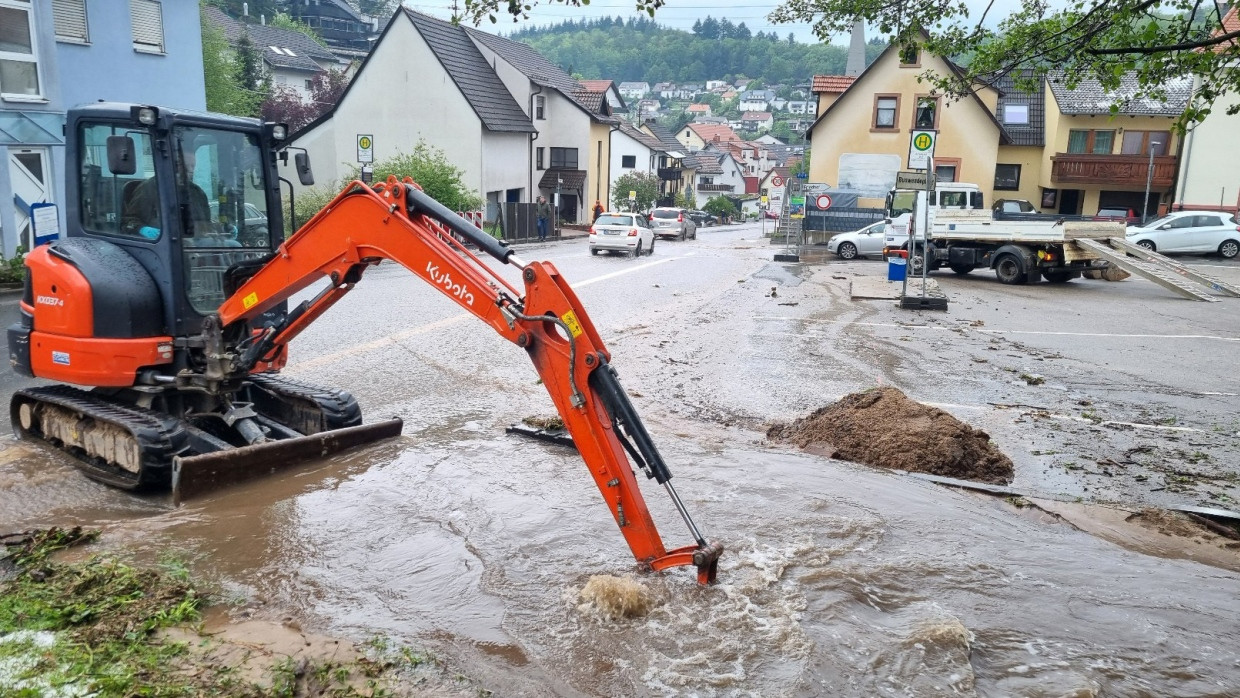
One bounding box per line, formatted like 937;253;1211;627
767;387;1014;484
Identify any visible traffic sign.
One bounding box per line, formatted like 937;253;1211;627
761;195;769;204
357;134;374;164
816;194;832;209
895;171;936;190
908;129;936;170
628;190;636;200
771;175;784;187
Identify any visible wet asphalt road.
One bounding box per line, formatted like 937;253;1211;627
3;223;1240;695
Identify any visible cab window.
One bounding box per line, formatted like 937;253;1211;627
79;122;160;238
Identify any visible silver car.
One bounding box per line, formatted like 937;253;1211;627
649;207;697;240
1125;211;1240;258
827;221;887;259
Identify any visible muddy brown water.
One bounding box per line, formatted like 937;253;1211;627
3;427;1239;696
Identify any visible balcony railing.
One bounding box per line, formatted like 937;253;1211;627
1050;153;1177;188
657;167;683;181
697;183;735;192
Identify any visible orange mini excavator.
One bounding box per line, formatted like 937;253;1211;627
7;103;722;583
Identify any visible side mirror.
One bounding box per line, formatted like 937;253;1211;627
106;136;137;175
294;151;314;186
1159;224;1171;230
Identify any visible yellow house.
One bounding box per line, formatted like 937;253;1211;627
807;42;1007;206
808;44;1189;218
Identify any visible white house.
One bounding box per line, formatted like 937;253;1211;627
770;98;788;111
739;89;775;112
741;112;774;131
610;123;667;207
618;81;650;100
692;151;747;208
285;10;615;223
637;99;661;116
1174;6;1240;215
705;79;728;91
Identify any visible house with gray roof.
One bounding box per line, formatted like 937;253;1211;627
205;7;345;100
285;10;618;222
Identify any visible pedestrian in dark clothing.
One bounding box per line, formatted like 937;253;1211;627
535;196;553;241
592;200;604;222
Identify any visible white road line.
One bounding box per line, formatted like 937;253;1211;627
288;254;685;371
753;316;1239;342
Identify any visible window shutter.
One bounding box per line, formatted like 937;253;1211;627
130;0;164;53
53;0;89;43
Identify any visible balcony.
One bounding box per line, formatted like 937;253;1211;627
1050;154;1177;188
697;183;735;193
657;167;683;181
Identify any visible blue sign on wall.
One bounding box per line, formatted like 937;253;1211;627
30;202;60;247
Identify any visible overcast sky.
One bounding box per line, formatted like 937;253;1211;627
398;0;1037;44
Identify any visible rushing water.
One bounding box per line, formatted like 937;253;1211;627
4;427;1237;697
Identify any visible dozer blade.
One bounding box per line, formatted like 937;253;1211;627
171;418;403;505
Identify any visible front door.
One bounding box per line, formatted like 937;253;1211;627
8;147;52;251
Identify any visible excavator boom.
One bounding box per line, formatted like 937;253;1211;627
197;176;721;583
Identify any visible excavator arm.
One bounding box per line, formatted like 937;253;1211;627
214;177;722;584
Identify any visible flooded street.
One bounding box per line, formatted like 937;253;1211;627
3;222;1239;695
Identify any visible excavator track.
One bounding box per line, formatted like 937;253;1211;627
243;373;362;434
11;385;190;490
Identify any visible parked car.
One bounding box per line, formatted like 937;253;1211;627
1095;207;1141;226
763;209;778;219
688;210;713;228
992;199;1036;214
1125;211;1240;258
649;207;697;240
826;221;888;260
589;212;655;257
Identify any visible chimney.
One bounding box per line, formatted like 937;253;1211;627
845;18;866;77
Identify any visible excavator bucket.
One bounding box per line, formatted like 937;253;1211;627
171;418;403;505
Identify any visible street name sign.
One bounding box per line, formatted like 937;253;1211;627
896;171;937;190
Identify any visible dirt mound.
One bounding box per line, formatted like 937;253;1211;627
767;387;1014;484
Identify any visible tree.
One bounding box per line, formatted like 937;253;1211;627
735;22;751;40
261;67;351;131
201;5;263;117
770;0;1240;126
703;195;737;221
355;0;400;18
234;33;270;116
294;141;483;230
612;171;660;212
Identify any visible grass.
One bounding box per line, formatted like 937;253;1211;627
1019;373;1045;386
0;529;442;697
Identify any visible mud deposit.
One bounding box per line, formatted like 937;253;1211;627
575;575;656;620
768;387;1014;484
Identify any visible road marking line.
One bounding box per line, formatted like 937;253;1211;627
753;316;1239;342
287;255;684;371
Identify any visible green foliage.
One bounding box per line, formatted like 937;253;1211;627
0;245;26;284
772;0;1240;128
674;191;691;209
291;142;483;233
509;16;883;84
703;195;737;218
201;4;264;117
611;171;660;212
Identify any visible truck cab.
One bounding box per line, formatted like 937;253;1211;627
884;182;985;248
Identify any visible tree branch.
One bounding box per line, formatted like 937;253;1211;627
1087;28;1240;54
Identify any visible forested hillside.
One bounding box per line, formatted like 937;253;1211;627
512;16;886;85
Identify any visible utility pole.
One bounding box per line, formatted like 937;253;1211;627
1142;144;1155;225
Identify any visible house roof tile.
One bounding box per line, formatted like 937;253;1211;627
989;69;1045;147
538;168;587;191
578;79;613;93
463;27;609;120
811;75;856;93
403;11;535;133
1047;71;1191;116
687;123;740;143
1213;5;1239;52
205;6;336;73
618;122;666;151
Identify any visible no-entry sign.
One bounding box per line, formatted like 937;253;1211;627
816;194;832;209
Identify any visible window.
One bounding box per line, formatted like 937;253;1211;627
621;154;636;168
130;0;164;54
914;96;939;129
935;163;958;183
0;0;42;99
1120;130;1170;156
700;176;713;185
550;147;578;169
994;164;1021;191
535;94;546;120
1002;104;1028;125
79;122;159;237
53;0;89;44
304;79;312;90
536;147;544;170
1067;129;1115;154
899;44;919;66
873;95;899;129
1193;215;1223;227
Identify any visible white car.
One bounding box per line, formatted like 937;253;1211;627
589;212;655;257
1125;211;1240;259
826;221;887;259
